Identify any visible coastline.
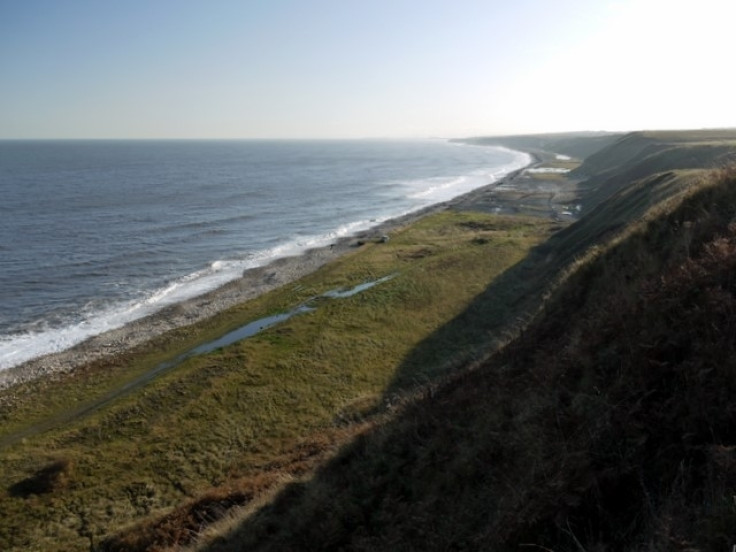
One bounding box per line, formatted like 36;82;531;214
0;157;538;391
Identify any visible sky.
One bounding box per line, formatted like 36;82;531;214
1;0;735;139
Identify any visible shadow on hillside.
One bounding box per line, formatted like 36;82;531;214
183;217;609;551
188;236;559;551
378;173;690;400
379;238;556;399
381;147;733;400
380;171;698;399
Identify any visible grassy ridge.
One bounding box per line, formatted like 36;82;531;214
0;211;554;552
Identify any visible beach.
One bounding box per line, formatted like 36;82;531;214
0;151;579;393
0;183;482;390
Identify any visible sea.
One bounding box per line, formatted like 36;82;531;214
0;139;530;370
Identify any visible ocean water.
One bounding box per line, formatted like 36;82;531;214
0;139;529;370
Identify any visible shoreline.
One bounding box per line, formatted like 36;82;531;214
0;157;538;391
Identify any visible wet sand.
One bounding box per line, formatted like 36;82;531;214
0;154;572;391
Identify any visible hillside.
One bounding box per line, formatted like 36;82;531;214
177;131;736;551
3;129;736;551
571;130;736;211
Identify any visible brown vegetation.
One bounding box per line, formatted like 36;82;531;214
101;424;375;551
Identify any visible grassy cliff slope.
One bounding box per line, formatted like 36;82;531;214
190;132;736;551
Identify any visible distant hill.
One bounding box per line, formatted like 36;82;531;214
457;131;623;160
188;130;736;551
571;129;736;210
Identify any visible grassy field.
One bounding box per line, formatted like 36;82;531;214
0;210;556;552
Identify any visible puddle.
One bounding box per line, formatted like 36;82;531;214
191;273;396;355
191;273;398;354
147;273;399;378
322;274;396;299
191;306;314;355
0;273;399;449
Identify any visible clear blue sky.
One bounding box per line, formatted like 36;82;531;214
2;0;735;139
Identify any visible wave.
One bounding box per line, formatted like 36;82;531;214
399;150;531;203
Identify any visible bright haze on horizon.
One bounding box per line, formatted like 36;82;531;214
2;0;735;140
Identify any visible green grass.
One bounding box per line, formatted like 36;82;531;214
0;210;554;552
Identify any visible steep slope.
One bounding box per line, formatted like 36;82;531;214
573;130;736;211
192;163;736;548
